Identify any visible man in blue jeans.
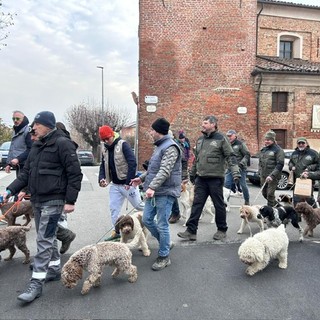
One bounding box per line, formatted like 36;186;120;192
131;118;181;271
224;129;251;205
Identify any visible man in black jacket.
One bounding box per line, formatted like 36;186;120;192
2;111;83;304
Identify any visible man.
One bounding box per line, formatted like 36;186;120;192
259;130;285;207
131;118;181;271
224;129;251;205
289;137;319;206
5;110;32;177
2;111;83;303
98;125;144;241
177;115;240;241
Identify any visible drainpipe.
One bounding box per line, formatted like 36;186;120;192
256;73;263;150
256;4;263;55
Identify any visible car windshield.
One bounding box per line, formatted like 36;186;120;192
0;141;11;151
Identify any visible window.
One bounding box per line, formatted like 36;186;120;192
279;41;293;59
272;92;288;112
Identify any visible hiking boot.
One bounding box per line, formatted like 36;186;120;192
57;227;76;254
169;215;181;224
213;230;227;240
45;269;61;283
151;256;171;271
177;229;197;241
17;279;43;303
104;230;121;242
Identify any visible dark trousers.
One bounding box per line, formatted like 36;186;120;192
186;176;227;234
170;198;180;217
261;177;278;207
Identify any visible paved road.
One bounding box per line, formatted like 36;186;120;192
1;167;320;320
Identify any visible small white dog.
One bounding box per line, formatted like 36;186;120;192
114;212;150;256
237;205;264;235
238;224;289;276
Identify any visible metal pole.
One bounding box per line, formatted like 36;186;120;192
97;66;104;125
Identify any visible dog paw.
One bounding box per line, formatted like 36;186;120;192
278;263;287;269
237;230;242;234
143;250;151;257
245;268;256;276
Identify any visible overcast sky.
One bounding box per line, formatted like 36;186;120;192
0;0;317;126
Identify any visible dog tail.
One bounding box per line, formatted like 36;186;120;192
21;224;32;231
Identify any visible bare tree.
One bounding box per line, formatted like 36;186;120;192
66;102;132;160
0;118;12;143
0;1;16;49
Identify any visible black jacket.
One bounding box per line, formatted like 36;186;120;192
7;129;83;204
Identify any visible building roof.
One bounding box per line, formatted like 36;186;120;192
258;0;320;9
252;56;320;75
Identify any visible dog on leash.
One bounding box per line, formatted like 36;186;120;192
238;224;289;276
0;224;31;264
0;200;33;226
277;194;293;206
258;205;304;242
237;205;264;234
114;212;151;256
61;242;138;295
295;202;320;237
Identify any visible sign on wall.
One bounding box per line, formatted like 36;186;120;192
312;105;320;129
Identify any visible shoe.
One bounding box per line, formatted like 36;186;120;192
244;201;250;205
213;230;227;240
170;241;174;250
45;269;61;283
104;230;121;242
177;229;197;241
17;279;43;303
169;215;181;224
152;256;171;271
60;231;76;254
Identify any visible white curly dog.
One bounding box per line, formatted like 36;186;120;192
238;224;289;276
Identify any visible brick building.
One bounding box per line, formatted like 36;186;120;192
138;0;320;167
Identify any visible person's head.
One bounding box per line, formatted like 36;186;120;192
33;111;56;139
226;129;237;142
296;137;308;151
264;130;276;146
202;115;218;134
99;125;115;145
150;118;170;141
12;110;25;127
178;132;186;141
29;121;37;141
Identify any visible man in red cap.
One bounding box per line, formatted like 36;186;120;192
98;125;144;241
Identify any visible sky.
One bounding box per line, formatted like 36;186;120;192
0;0;317;127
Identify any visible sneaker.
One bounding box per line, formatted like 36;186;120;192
17;279;43;303
104;230;121;242
169;215;181;224
152;256;171;271
177;229;197;241
213;230;227;240
170;241;174;250
45;269;61;283
244;201;250;206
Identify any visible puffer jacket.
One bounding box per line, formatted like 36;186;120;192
230;138;250;170
7;129;83;204
259;143;285;179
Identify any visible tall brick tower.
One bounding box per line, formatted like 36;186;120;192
138;0;258;167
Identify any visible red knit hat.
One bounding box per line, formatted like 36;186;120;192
99;126;114;140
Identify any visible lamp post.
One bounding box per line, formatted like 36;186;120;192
97;66;104;125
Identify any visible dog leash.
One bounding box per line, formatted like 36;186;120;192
0;200;22;222
251;180;267;205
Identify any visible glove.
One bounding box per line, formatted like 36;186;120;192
265;176;273;183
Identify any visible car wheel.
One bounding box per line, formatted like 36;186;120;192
277;172;289;190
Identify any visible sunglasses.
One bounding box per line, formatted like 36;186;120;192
12;117;21;121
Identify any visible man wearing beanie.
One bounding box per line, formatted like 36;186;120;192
131;117;182;271
259;130;285;206
177;115;240;241
2;111;83;303
98;125;144;241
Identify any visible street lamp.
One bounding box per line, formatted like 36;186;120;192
97;66;104;125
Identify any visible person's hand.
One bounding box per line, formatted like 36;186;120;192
291;166;296;171
64;204;75;213
10;158;19;166
130;177;142;187
17;191;26;201
145;188;155;198
265;176;273;183
124;185;130;190
301;171;309;179
5;165;11;174
99;179;108;187
1;190;11;203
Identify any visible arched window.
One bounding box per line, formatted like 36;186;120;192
277;33;302;59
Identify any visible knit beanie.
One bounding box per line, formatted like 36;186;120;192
179;132;185;139
99;125;114;140
264;130;276;141
33;111;56;129
297;137;307;144
151;118;170;135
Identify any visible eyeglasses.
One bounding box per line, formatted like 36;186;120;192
12;117;21;121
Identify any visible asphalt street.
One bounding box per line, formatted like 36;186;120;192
1;167;320;320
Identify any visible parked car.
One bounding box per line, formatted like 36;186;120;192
246;149;294;190
0;141;11;170
77;150;94;166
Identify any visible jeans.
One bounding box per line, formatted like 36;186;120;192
224;169;250;203
186;177;227;234
142;195;174;258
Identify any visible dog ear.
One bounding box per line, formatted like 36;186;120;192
115;215;125;234
253;246;265;263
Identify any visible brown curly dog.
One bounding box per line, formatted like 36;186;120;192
61;242;138;295
0;200;33;226
295;202;320;237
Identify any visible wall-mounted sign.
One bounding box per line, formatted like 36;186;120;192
237;106;247;114
146;105;157;112
145;95;158;104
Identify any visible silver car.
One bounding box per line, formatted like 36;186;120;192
0;141;11;170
